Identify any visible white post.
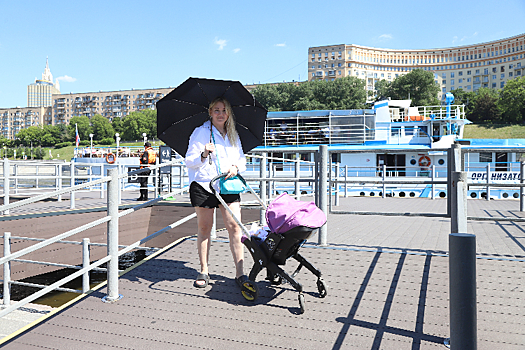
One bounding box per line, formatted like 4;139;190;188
82;238;90;294
57;164;62;202
344;165;348;198
382;164;386;198
486;163;490;201
3;232;11;306
70;161;75;209
431;164;436;200
89;134;94;158
3;159;9;215
102;168;122;303
295;153;300;200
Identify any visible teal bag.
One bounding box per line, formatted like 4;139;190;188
219;175;247;194
212;128;247;194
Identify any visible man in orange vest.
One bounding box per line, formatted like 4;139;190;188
137;142;156;201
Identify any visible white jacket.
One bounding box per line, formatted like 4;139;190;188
185;120;247;193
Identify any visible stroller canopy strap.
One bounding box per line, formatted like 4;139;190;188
266;193;327;235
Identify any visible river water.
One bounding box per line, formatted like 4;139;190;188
3;250;151;308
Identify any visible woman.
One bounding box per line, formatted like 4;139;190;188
185;97;247;289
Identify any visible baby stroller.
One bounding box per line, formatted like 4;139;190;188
210;173;327;314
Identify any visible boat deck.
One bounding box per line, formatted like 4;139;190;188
1;195;525;349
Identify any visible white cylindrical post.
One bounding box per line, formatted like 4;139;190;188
382;164;386;198
57;164;62;202
82;238;90;294
344;165;348;198
431;164;436;200
70;161;75;209
521;161;525;212
260;153;267;226
335;163;340;206
103;168;122;303
486;163;490;201
3;159;9;215
318;145;328;246
3;232;11;306
295;154;300;200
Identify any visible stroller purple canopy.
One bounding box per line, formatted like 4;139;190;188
265;193;327;235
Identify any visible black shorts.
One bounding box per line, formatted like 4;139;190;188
190;182;240;208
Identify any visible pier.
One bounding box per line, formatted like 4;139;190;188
1;195;524;349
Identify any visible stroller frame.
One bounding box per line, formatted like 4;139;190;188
210;173;327;314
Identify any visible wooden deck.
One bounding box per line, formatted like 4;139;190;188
1;196;525;349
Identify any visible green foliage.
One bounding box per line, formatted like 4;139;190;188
374;79;391;101
252;77;367;112
468;88;502;123
387;69;440;106
55;142;73;148
68;116;92;142
121;110;157;141
112;116;123;134
91;114;115;140
498;76;525;124
98;137;114;145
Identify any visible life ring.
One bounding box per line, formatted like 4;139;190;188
418;155;431;167
106;153;116;164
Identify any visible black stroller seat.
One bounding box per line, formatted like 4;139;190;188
242;225;327;314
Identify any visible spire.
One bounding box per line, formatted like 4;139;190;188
41;57;53;83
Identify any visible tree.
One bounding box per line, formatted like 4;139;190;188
374;79;392;101
91;114;115;140
469;88;502;123
68;116;92;142
111;117;123;134
14;126;44;146
499;76;525;124
121;110;156;141
388;69;440;106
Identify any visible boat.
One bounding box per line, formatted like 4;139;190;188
252;93;525;199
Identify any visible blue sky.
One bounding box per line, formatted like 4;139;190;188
1;0;524;108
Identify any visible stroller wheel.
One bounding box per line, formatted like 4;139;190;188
240;280;259;301
298;293;305;314
317;278;328;298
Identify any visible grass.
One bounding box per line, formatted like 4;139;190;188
463;124;525;139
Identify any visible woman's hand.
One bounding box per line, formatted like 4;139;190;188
202;143;215;158
225;165;238;179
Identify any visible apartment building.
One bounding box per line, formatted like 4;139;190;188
309;33;525;100
0;106;51;139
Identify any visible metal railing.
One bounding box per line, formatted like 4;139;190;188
0;160;194;317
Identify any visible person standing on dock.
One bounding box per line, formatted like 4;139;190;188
137;142;156;201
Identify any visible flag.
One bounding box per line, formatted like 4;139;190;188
75;124;80;147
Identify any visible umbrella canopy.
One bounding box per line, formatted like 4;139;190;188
157;77;268;156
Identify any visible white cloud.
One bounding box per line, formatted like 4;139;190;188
378;34;393;41
275;42;286;47
56;75;76;83
453;32;478;44
233;48;241;53
214;37;227;50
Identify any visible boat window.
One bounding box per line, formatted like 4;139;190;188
479;152;492;163
391;127;401;136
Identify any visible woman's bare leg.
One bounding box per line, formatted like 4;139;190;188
195;206;215;285
219;201;244;278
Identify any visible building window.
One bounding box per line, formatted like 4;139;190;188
467;70;471;75
451;72;455;78
501;81;505;88
501;73;505;79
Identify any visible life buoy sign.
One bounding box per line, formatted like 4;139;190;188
106;153;116;164
419;155;431;167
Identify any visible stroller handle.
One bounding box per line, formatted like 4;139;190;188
209;172;248;193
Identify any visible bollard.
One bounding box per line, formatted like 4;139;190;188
449;232;477;350
3;159;9;215
260;153;267;226
314;151;319;207
211;208;217;240
520;161;525;211
102;168;122;303
318;145;328;246
82;238;90;294
3;232;11;306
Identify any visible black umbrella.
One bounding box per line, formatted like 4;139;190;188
156;77;268;156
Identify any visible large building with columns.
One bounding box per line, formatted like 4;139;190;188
308;33;525;100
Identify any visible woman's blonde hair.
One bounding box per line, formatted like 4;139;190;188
209;97;239;148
